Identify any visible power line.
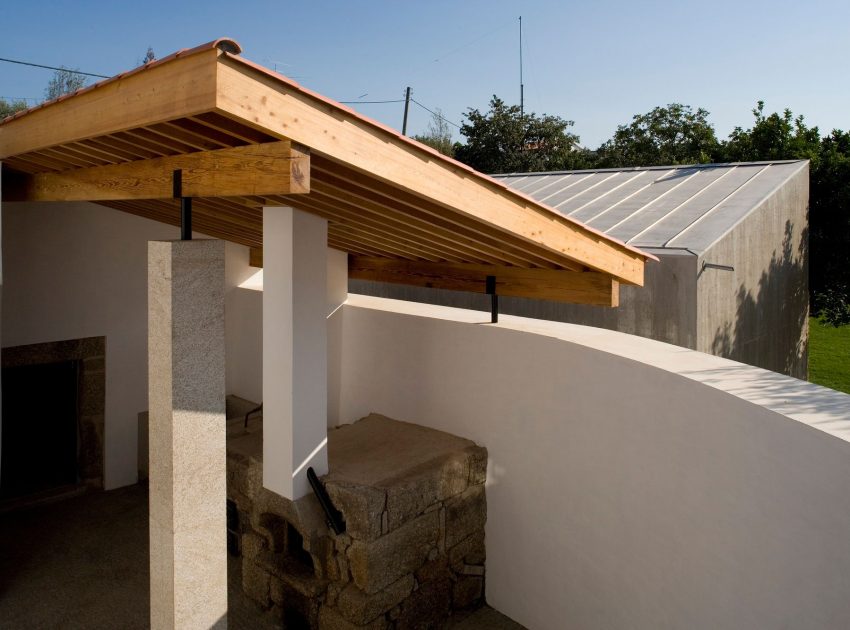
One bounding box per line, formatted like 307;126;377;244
410;98;461;129
338;98;405;104
0;56;109;79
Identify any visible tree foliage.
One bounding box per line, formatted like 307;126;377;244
720;101;820;162
142;47;156;65
596;103;718;167
44;67;87;101
0;98;28;118
454;96;583;173
413;108;454;157
449;95;849;326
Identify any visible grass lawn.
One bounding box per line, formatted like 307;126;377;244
808;317;850;394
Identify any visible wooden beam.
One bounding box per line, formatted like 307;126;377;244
215;56;647;285
4;141;309;202
0;48;221;159
249;247;263;268
349;257;620;307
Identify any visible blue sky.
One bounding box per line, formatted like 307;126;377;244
2;0;849;147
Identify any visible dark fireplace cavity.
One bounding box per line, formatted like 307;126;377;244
1;360;81;498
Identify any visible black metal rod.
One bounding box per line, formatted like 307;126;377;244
307;467;346;535
486;275;498;323
174;169;192;241
180;197;192;240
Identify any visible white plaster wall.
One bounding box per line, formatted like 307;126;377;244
2;201;261;488
338;295;850;630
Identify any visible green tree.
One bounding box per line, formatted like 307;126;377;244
44;67;87;101
596;103;719;167
454;96;582;173
141;47;156;65
0;98;28;118
414;108;454;157
720;101;820;162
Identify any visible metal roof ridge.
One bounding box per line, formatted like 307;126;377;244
492;159;809;178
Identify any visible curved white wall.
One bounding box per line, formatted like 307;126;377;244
337;295;850;630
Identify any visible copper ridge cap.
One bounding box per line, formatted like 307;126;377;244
0;38;242;126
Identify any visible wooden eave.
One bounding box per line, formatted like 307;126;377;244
0;39;654;306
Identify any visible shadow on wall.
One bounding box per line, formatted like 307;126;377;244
710;220;808;377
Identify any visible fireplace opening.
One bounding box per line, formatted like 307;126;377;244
1;359;81;499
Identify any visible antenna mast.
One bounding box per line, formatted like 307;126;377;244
519;16;524;117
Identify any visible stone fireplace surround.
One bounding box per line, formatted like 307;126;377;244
2;336;106;490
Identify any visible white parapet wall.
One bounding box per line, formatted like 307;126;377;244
336;294;850;630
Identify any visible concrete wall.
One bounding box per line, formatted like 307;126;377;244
2;201;260;488
698;166;809;378
350;249;699;350
337;294;850;630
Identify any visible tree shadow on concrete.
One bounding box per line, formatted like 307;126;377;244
710;220;808;378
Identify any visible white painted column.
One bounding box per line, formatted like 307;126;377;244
263;207;329;500
148;239;227;630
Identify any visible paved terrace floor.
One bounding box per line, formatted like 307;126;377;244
0;485;522;629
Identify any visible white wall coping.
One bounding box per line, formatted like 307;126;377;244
345;293;850;444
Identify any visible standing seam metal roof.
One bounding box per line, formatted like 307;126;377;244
494;161;808;254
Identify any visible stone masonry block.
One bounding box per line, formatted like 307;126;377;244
384;453;469;530
336;574;414;625
444;485;486;550
348;510;440;594
453;576;483;609
465;446;488;486
318;606;387;630
242;559;271;608
395;574;452;630
326;481;386;542
448;531;486;573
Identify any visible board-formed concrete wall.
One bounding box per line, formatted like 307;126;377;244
697;166;809;378
1;201;260;488
337;295;850;630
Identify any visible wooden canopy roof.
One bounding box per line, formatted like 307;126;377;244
0;39;652;306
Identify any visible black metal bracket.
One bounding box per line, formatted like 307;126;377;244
307;467;346;535
173;169;192;241
486;275;498;323
243;403;263;429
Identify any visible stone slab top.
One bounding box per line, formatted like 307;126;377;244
325;413;478;487
225;411;481;489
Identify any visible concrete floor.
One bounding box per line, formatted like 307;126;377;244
0;485;523;629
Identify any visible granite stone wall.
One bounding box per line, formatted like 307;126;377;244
227;414;488;629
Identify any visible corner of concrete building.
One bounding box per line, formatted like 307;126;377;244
695;165;810;379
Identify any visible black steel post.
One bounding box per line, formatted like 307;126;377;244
173;169;192;241
180;197;192;241
486;275;498;323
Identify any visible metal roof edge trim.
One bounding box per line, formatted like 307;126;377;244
492;159;810;178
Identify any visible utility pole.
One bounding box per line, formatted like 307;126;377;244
402;86;411;135
519;16;524;117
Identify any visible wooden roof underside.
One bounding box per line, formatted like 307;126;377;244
0;40;651;306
